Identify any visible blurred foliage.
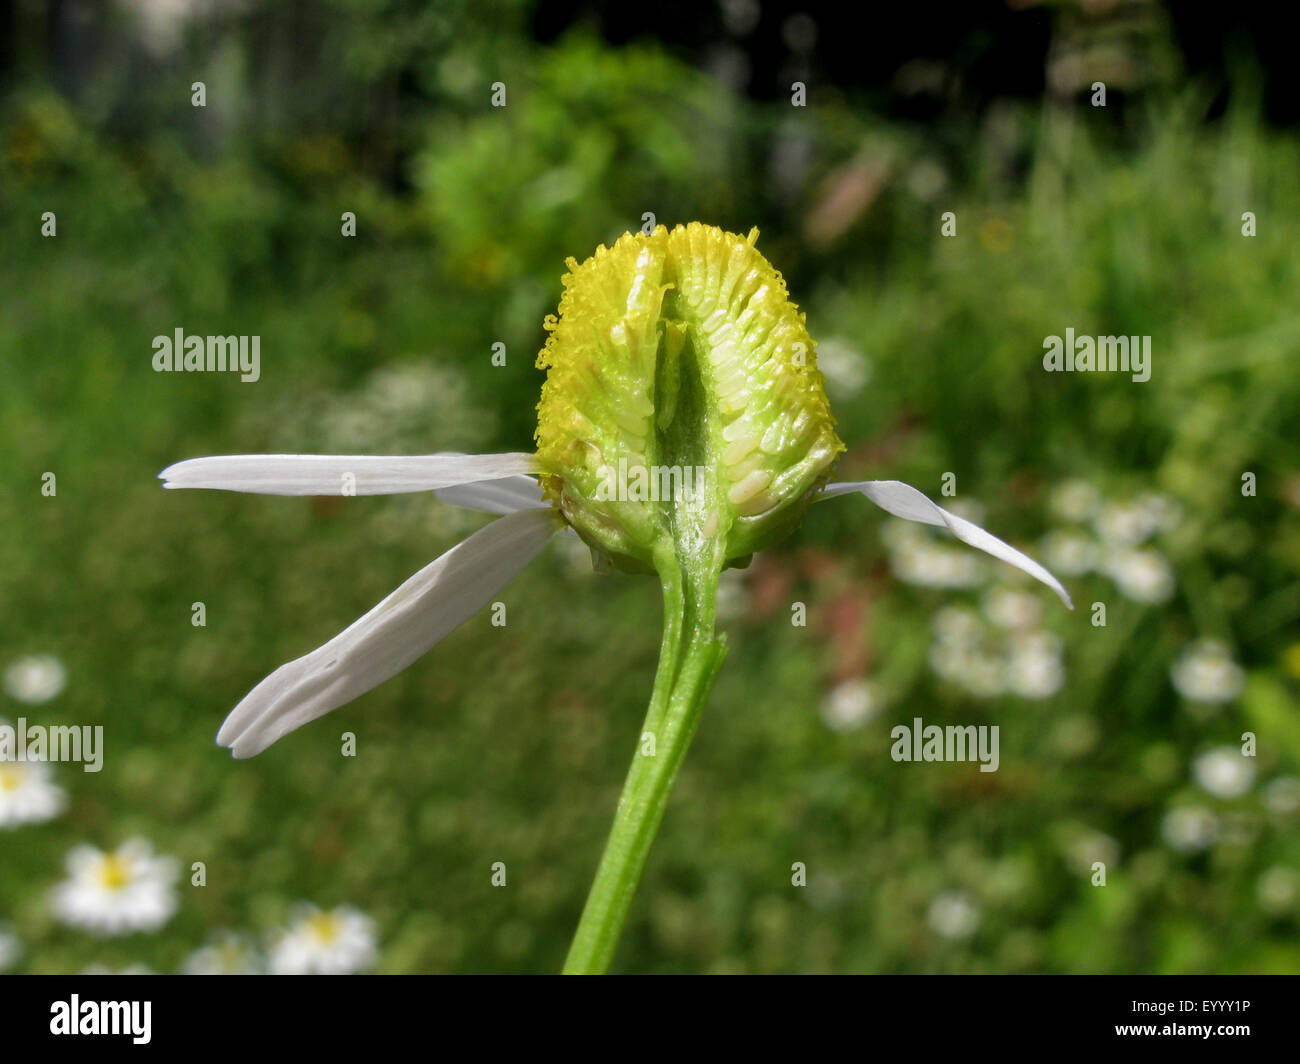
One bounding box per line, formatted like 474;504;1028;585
1;3;1298;973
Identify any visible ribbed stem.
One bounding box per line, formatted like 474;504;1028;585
563;551;726;974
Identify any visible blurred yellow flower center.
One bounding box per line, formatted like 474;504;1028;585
97;854;132;891
308;911;340;944
0;763;22;791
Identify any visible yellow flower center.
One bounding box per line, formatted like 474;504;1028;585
307;911;340;944
0;763;22;792
97;854;132;891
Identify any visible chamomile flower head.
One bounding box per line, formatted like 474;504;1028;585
270;904;378;975
50;838;180;936
533;223;844;571
0;755;66;828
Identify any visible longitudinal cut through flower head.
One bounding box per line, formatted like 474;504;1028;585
534;222;845;574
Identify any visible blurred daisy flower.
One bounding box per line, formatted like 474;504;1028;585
3;654;66;704
0;754;66;828
926;890;980;940
1171;640;1244;704
927;597;1064;699
1192;747;1255;799
1104;547;1175;604
1161;806;1219;853
820;677;885;732
270;904;377;975
1049;480;1100;523
50;839;180;936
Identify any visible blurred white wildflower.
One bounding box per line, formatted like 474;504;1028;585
982;587;1043;630
1171;640;1244;704
931;605;983;647
1005;631;1065;699
814;338;871;399
929;643;1008;697
928;606;1062;700
926;890;980;940
81;963;155;975
1256;867;1300;915
1105;547;1175;603
1263;776;1300;817
3;654;67;704
50;839;180;936
0;756;66;828
0;924;20;971
1161;806;1219;853
1193;747;1256;799
1050;480;1100;523
270;904;377;975
1039;530;1097;576
1095;501;1157;546
184;931;265;975
891;541;985;590
1061;829;1120;877
1133;492;1181;534
820;678;885;733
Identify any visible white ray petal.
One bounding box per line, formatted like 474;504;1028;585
434;475;547;514
159;453;538;496
216;507;563;758
822;480;1073;608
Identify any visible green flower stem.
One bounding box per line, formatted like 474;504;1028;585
563;550;727;974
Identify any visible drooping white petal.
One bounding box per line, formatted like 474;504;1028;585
159;452;537;496
216;507;563;758
822;480;1073;608
434;475;547;514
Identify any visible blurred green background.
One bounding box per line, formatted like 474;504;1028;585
2;0;1299;973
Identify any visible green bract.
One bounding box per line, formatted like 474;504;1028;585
534;222;845;574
